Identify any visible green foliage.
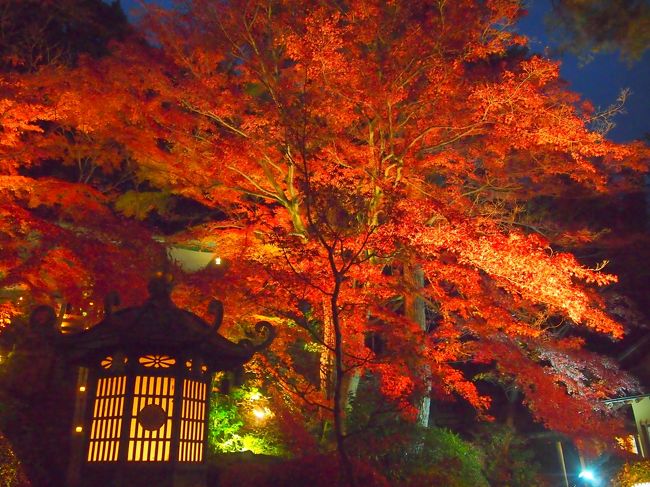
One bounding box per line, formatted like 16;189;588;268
612;459;650;487
403;427;489;487
346;383;488;486
114;191;171;220
473;423;545;487
0;432;29;487
208;384;286;456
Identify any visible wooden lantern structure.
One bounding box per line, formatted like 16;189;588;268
59;276;274;487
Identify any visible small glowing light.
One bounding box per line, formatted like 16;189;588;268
252;408;269;420
82;311;87;317
18;297;23;301
75;426;83;433
79;386;86;392
89;302;94;306
215;257;222;265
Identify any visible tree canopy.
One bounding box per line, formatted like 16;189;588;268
1;0;648;467
546;0;650;63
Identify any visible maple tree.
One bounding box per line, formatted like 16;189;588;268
0;0;157;324
0;0;129;72
1;0;649;483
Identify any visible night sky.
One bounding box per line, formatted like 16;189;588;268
120;0;649;142
517;1;650;143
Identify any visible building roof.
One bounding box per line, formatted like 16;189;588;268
58;275;274;372
604;393;650;406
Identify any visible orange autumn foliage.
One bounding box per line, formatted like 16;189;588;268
1;0;648;449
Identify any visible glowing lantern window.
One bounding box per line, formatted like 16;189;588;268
138;355;176;368
179;380;207;462
87;375;126;462
100;356;113;369
127;376;175;461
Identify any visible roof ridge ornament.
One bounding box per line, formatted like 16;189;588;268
208;299;224;331
238;320;275;352
103;291;120;316
51;276;276;372
147;271;174;303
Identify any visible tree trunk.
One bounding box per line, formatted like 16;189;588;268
330;274;357;487
320;298;334;401
344;370;361;413
404;262;430;427
505;386;519;428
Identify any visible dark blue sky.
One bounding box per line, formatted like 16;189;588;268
120;0;648;142
517;1;649;143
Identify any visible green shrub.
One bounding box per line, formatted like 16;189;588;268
388;426;488;487
0;432;29;487
346;384;487;486
473;423;546;487
208;385;286;456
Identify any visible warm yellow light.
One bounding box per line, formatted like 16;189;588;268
75;426;83;433
214;257;222;265
616;435;639;454
252;408;269;420
79;386;86;392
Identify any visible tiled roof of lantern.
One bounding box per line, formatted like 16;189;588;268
60;274;274;372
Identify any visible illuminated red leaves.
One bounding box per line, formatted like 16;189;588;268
0;0;646;447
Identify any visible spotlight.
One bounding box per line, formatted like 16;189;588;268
579;469;599;485
252;407;270;420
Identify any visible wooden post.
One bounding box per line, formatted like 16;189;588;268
66;367;89;487
556;441;569;487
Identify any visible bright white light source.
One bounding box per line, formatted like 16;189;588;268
579;469;596;482
632;484;650;487
252;408;269;420
214;257;222;265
